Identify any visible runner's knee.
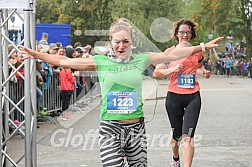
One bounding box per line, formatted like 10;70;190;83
182;136;192;143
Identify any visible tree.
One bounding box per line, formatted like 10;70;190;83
36;0;60;23
35;0;186;49
199;0;252;58
239;0;252;58
133;0;181;51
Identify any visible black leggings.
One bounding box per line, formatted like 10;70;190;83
165;91;201;141
60;90;73;111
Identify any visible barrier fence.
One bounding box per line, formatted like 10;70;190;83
9;70;100;125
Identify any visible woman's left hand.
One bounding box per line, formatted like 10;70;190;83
203;70;211;79
205;37;224;50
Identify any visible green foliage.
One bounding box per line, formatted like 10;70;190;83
199;0;252;58
35;0;252;58
35;0;182;50
36;0;60;23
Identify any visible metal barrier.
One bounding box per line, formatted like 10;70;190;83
9;78;25;123
41;73;61;113
9;69;100;125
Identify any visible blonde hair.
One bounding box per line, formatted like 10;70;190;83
109;18;133;40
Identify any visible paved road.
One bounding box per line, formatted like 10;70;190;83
11;75;252;167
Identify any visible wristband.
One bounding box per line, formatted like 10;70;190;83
200;42;206;52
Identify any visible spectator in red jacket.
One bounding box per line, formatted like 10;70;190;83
59;67;76;120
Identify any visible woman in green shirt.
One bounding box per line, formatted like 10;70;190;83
19;18;223;167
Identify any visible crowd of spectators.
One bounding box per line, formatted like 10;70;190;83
8;32;105;124
202;39;252;79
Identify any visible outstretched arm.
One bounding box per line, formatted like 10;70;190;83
19;46;96;71
148;37;224;66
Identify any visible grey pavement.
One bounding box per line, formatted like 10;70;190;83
11;75;252;167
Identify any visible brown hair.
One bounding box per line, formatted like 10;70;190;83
173;19;197;41
109;18;133;40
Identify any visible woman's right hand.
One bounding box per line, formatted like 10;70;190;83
18;45;36;60
173;64;183;73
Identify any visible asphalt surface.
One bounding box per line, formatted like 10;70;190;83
10;75;252;167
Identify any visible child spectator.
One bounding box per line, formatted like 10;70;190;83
36;59;47;112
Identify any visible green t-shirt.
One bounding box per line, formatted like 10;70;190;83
94;53;150;120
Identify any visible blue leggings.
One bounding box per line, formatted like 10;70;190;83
165;91;201;141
